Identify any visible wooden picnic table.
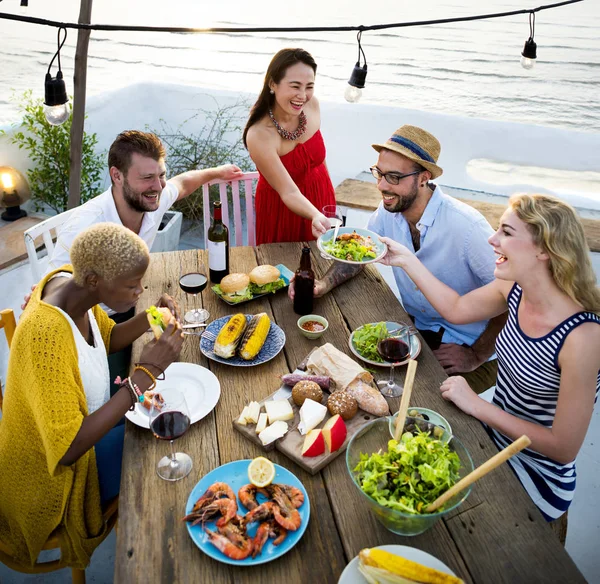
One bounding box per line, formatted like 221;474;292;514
114;243;585;584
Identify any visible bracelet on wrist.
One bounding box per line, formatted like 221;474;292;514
135;362;166;381
133;365;157;390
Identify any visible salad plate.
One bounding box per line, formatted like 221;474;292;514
200;314;286;367
317;227;387;265
185;460;310;566
338;544;458;584
212;263;294;305
349;321;421;367
125;362;220;429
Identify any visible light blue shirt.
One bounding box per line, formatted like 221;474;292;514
367;185;496;348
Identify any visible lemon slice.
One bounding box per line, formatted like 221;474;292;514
248;457;275;488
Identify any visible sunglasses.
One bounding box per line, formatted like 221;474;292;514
370;166;421;186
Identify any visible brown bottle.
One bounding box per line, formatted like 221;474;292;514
293;247;315;315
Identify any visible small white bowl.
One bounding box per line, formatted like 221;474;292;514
297;315;329;340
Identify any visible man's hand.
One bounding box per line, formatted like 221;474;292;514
288;275;327;301
21;285;37;311
216;164;244;182
433;343;482;375
156;293;181;323
377;236;414;268
311;212;330;239
439;376;481;417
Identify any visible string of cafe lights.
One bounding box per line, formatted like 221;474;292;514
0;0;584;123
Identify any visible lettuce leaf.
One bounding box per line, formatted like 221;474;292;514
249;278;286;295
353;321;389;362
212;284;254;303
145;305;165;330
354;431;461;514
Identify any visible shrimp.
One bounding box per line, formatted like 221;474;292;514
251;521;271;558
240;501;276;528
264;484;304;509
183;497;238;527
270;485;302;531
268;520;288;546
238;484;260;510
191;482;235;513
204;527;253;561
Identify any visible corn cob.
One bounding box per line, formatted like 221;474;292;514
238;313;271;360
214;313;248;358
358;548;464;584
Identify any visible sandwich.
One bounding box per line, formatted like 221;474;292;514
146;305;174;339
248;265;285;295
212;273;253;303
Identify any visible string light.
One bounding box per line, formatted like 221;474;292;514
44;27;69;126
345;31;367;103
521;12;537;70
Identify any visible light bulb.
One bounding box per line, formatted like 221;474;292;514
44;103;70;126
344;84;362;103
520;56;535;70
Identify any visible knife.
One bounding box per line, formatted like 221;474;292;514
182;323;208;329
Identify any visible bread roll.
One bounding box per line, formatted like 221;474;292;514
327;391;358;420
249;265;280;286
292;380;323;407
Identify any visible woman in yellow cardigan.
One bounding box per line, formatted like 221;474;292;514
0;223;184;569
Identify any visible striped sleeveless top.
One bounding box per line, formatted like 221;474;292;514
489;283;600;521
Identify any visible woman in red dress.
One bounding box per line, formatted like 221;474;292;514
243;48;336;244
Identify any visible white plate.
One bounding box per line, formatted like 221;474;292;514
338;544;458;584
317;226;388;265
125;362;220;429
349;322;421;367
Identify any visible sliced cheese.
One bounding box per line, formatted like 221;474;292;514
245;401;261;424
237;405;250;426
297;398;327;435
255;412;268;434
264;399;294;424
258;420;288;445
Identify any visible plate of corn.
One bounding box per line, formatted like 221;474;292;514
338;545;462;584
200;313;286;367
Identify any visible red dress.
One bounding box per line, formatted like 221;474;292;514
255;130;336;244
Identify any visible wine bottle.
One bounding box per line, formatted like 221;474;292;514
207;201;230;283
293;246;315;316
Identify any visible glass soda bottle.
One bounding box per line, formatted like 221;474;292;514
293;246;315;315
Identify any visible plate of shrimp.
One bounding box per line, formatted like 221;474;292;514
183;459;310;565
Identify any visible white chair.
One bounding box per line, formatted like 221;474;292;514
201;172;259;247
23;209;75;282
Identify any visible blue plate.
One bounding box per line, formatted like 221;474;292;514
185;460;310;566
212;264;294;305
316;227;387;265
200;314;286;367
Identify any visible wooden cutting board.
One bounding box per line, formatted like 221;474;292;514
232;352;385;475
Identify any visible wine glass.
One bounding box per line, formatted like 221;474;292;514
149;388;193;481
376;325;411;398
321;205;344;258
180;265;209;324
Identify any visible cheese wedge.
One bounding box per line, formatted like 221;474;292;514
297;398;327;435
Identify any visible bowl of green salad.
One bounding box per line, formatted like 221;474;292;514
346;416;473;536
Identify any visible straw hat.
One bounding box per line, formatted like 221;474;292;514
372;125;443;179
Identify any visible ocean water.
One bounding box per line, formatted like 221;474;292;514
1;0;598;130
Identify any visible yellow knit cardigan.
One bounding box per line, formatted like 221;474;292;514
0;267;115;569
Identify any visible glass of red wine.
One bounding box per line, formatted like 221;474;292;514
180;266;209;324
376;326;411;398
149;389;192;481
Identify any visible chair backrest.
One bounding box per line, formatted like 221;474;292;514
202;172;259;248
23;209;76;282
0;309;16;411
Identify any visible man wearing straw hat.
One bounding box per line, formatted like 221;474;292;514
293;125;506;393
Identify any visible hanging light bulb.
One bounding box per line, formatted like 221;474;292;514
520;12;537;70
345;62;367;103
344;30;368;103
44;27;70;126
20;0;29;14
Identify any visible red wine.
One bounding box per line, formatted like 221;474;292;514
179;273;208;295
378;338;410;362
151;411;190;440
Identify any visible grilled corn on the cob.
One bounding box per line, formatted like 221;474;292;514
358;548;464;584
214;313;247;358
238;313;271;360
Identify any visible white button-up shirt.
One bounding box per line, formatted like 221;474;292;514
367;185;497;348
48;182;179;273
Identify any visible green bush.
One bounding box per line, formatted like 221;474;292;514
1;90;104;213
149;97;254;221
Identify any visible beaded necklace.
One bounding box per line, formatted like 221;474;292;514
268;109;307;141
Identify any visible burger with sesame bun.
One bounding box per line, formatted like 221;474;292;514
212;273;253;303
248;265;285;295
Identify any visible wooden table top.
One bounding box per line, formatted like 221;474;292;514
114;243;584;584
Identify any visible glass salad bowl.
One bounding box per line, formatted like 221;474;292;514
346;417;474;536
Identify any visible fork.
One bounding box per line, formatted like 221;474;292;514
201;330;217;342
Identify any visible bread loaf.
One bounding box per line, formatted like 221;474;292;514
345;379;389;417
